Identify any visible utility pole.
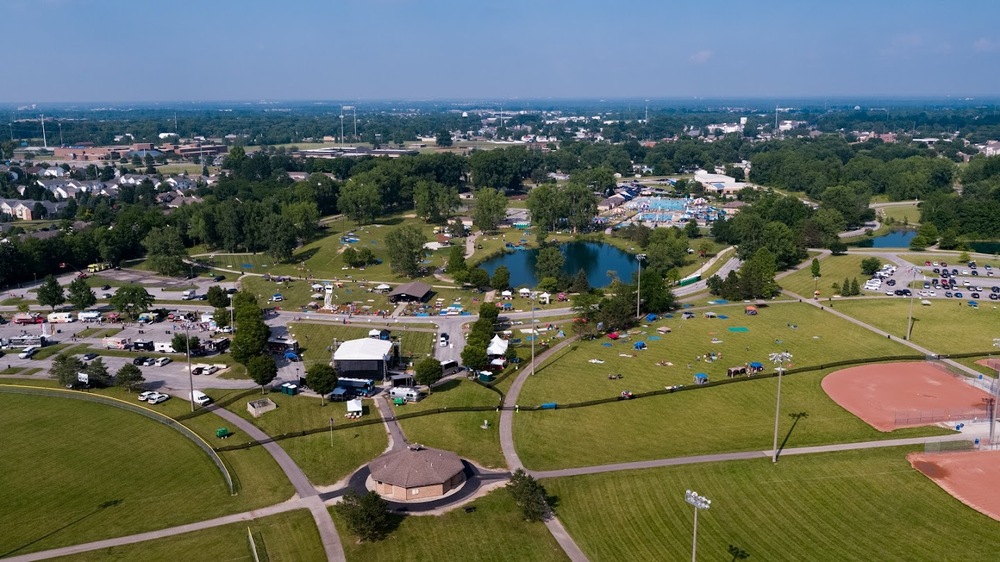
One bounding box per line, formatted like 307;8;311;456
185;323;195;412
40;114;47;148
635;254;646;317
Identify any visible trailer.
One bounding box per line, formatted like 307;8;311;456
154;342;176;353
78;311;102;322
5;334;48;348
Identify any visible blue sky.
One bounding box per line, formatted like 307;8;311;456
6;0;1000;102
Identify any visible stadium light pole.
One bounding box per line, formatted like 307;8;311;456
906;267;920;340
635;253;646;318
685;489;711;562
770;351;793;463
992;338;1000;447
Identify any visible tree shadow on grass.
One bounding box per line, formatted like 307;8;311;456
777;412;809;460
430;379;461;393
1;499;124;558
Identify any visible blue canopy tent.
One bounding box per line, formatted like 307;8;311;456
633;341;647;350
694;373;708;384
645;313;658;322
749;361;764;373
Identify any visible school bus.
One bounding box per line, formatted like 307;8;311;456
87;263;110;273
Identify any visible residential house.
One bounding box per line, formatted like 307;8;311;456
0;198;65;220
41;167;67;178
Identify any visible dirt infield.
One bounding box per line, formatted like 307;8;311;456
821;362;990;431
908;450;1000;522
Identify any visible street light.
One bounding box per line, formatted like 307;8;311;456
769;351;793;463
635;254;647;318
685;489;711;562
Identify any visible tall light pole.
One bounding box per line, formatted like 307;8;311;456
906;267;920;340
185;322;195;412
991;338;1000;447
685;489;711;562
635;253;646;318
530;293;536;376
770;351;793;463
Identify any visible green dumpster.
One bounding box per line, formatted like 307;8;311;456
216;427;230;438
393;397;405;406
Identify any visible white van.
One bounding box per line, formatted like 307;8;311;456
18;346;39;359
189;390;212;406
154;342;176;353
154;357;172;367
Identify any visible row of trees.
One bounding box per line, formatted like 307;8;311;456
50;354;144;392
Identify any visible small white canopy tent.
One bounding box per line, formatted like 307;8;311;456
347;399;363;414
538;292;551;305
369;329;383;337
487;334;509;356
518;287;531;297
501;290;513;298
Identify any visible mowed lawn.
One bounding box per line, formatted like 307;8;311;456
513;368;952;471
394;379;505;468
288;322;437;367
51;509;323;561
221;389;388;486
333;488;567;562
833;298;1000;354
546;447;1000;561
0;394;237;556
779;253;876;297
878;202;921;224
518;302;913;406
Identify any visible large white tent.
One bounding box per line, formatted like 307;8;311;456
487;334;509;356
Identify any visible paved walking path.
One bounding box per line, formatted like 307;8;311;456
209;407;346;561
372;393;408;451
497;334;589;560
530;433;972;479
4;500;307;562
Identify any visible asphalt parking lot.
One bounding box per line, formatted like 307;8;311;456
862;260;1000;302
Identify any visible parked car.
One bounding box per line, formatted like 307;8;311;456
972;293;980;299
945;292;953;298
155;357;172;367
138;391;156;402
203;366;219;375
81;353;98;361
213;275;225;282
147;393;170;405
955;292;964;298
132;356;149;366
100;284;111;291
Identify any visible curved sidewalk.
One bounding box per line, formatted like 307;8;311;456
209;406;346;561
498;335;589;561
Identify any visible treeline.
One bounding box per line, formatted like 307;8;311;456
749;136;955;201
920;155;1000;240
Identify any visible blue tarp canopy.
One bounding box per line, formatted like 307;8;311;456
695;373;708;380
749;362;764;369
645;313;658;322
634;341;647;349
968;301;978;306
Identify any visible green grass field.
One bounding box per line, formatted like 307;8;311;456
278;425;388;487
546;447;1000;561
779;254;875;297
877;202;921;225
513;367;951;471
332;488;567;562
518;302;913;405
832;298;1000;354
50;509;323;561
394;379;505;468
0;393;235;556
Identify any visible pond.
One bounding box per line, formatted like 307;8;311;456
479;242;637;289
850;230;917;248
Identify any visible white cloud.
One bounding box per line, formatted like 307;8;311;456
689;50;713;64
973;38;999;53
